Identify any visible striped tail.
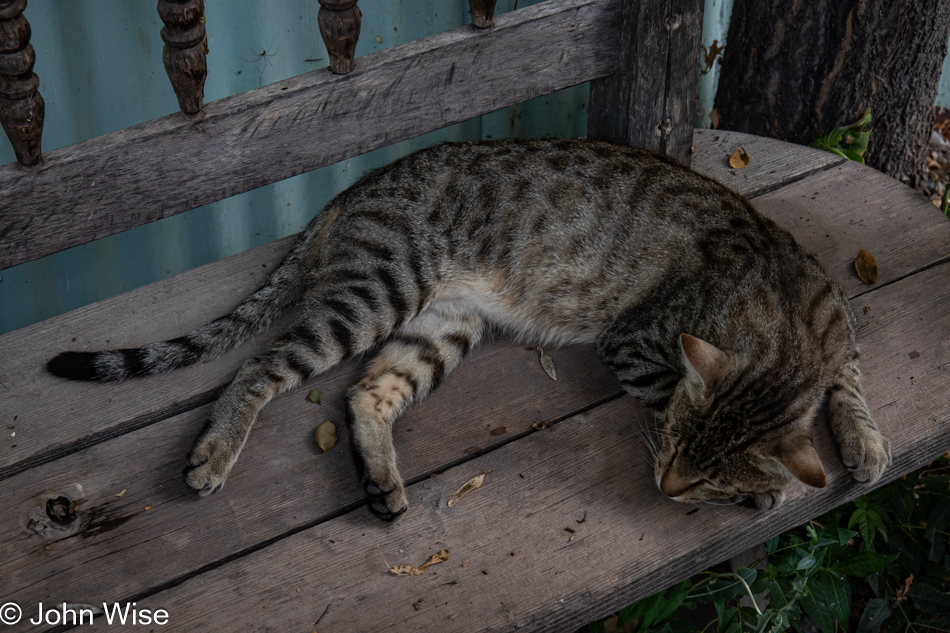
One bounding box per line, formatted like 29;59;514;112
46;208;341;382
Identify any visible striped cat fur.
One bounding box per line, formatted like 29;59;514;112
47;138;891;520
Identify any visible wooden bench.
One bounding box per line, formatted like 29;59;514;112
2;1;949;631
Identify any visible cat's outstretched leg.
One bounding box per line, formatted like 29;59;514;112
185;299;384;495
827;359;891;484
347;302;486;521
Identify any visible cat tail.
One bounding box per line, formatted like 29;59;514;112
46;208;343;382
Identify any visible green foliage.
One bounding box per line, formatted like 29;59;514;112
809;110;872;164
590;458;950;633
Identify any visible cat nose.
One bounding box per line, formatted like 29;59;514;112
659;471;691;498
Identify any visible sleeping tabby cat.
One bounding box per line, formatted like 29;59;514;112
47;138;891;520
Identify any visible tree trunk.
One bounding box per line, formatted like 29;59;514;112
716;0;950;190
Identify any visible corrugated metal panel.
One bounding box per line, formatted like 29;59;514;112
0;0;591;334
1;0;738;333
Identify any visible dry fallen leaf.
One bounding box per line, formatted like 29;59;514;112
447;470;489;507
537;346;557;381
728;148;750;169
315;421;337;452
708;108;720;129
115;489;127;498
489;426;506;437
532;419;551;431
854;249;878;283
389;549;450;576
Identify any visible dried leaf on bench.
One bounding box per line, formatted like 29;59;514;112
307;389;322;404
389;549;450;576
728;148;750;169
315;421;337;452
854;249;878;284
537;346;557;380
447;470;489;507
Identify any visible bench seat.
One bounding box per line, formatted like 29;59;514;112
1;129;948;632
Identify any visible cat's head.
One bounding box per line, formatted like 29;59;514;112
653;333;827;510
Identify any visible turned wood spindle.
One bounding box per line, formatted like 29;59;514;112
158;0;207;121
318;0;361;75
468;0;497;28
0;0;43;168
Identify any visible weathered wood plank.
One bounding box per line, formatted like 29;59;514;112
128;255;950;632
749;159;950;297
3;249;948;631
0;341;618;629
690;128;847;196
0;236;296;477
587;0;703;164
0;0;621;270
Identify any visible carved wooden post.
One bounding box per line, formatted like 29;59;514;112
318;0;361;74
468;0;497;28
158;0;207;121
588;0;703;166
0;0;43;168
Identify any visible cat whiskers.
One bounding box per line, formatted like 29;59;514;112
634;414;659;461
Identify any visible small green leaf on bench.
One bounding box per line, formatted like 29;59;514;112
854;250;878;284
307;389;322;404
315;421;337;452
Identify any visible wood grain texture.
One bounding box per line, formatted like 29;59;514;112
0;236;296;477
0;0;43;167
0;0;621;270
587;0;703;165
129;257;950;633
0;343;618;627
690;129;846;196
317;0;361;74
1;132;947;631
158;0;207;120
468;0;498;27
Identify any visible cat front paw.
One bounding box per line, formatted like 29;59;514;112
364;476;408;522
185;430;238;496
840;430;891;485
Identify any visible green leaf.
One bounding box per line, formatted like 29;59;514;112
307;389;322;404
588;620;606;633
929;501;950;532
909;583;950;614
849;508;877;549
834;551;899;577
855;598;891;633
691;569;757;603
926;527;946;562
617;579;691;629
766;536;780;554
768;580;789;609
840;149;865;164
800;571;851;633
797;555;816;571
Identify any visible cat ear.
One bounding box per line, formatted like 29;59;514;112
776;431;827;489
680;333;733;391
